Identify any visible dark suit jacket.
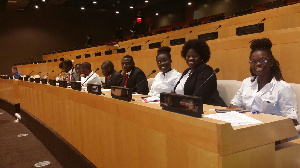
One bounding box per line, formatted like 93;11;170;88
174;64;226;107
120;67;149;95
103;70;123;89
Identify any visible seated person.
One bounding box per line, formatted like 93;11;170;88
11;67;22;79
80;62;102;86
74;63;81;81
59;61;64;71
63;60;80;82
229;38;298;125
120;55;149;94
101;61;123;89
173;39;226;107
148;46;181;97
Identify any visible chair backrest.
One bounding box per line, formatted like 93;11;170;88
288;83;300;123
217;80;242;107
147;78;155;90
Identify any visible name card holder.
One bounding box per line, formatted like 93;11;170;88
198;32;218;41
41;79;47;84
160;92;203;118
111;86;132;102
87;84;101;95
131;45;142;52
170;38;185;46
236;23;264;36
149;42;161;49
30;78;34;82
49;79;56;86
105;50;112;55
71;82;81;91
35;78;40;83
58;80;68;88
60;58;64;61
117;48;126;53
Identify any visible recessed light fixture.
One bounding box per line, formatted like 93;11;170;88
35;5;39;9
42;0;46;2
155;12;159;16
81;7;85;10
145;0;149;3
93;1;97;4
188;2;192;5
130;6;133;9
116;11;119;14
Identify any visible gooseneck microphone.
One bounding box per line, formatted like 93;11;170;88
192;68;220;96
131;70;156;91
28;71;34;76
81;68;100;86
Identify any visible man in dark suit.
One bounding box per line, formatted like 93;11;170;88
120;55;149;94
101;61;123;89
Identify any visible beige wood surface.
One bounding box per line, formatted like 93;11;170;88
0;79;299;168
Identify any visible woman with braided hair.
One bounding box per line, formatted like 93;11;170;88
229;38;298;125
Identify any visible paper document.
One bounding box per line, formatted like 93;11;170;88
204;111;262;126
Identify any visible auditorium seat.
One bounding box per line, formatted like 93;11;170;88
252;4;267;13
217;80;242;106
287;0;299;5
147;78;154;90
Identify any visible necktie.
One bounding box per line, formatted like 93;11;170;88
124;74;128;87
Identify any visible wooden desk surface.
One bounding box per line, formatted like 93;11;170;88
0;79;299;168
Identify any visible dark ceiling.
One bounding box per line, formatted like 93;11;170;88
4;0;186;12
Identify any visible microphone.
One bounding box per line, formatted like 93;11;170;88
192;68;220;96
141;40;150;47
28;71;34;76
131;70;156;91
214;25;221;32
119;70;123;74
81;67;100;86
258;18;266;24
45;70;54;78
185;30;193;37
160;36;169;44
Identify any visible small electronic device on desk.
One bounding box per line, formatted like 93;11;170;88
87;84;101;95
111;86;132;102
160;92;203;118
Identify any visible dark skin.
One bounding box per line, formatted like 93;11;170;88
121;58;134;73
229;50;273;109
101;63;113;77
75;65;81;75
63;64;72;73
156;53;172;74
185;48;202;73
228;51;298;125
80;67;91;77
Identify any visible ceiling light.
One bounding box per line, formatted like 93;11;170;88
93;1;97;4
145;0;148;3
35;5;39;9
81;7;85;10
188;2;192;5
42;0;46;2
130;6;133;9
116;11;119;14
155;12;159;16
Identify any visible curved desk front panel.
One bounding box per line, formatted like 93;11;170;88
0;79;299;168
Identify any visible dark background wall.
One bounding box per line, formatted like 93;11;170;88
0;0;271;75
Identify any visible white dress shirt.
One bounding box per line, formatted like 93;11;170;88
174;69;191;95
231;77;298;120
81;71;102;86
148;69;181;97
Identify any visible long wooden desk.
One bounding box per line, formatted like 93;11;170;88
0;79;299;168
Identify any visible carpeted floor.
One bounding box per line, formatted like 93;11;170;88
0;108;63;168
